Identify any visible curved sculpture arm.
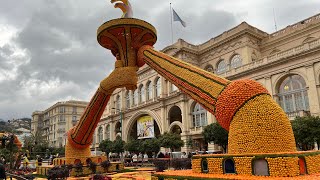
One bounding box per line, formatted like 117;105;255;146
137;45;296;154
67;65;138;149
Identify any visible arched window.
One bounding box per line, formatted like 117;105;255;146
205;64;214;73
155;78;161;97
277;75;309;113
192;103;207;127
98;127;103;143
253;159;269;176
105;124;110;140
132;90;138;105
115;95;120;110
217;60;227;74
125;91;130;109
223;159;235;174
201;159;208;173
139;85;145;103
146;81;153;100
230;54;242;69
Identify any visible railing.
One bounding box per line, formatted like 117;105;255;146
218;38;320;78
189;126;204;133
286;110;310;119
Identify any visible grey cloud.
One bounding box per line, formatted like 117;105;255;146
0;0;320;120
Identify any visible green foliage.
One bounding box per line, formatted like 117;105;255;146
124;138;141;153
202;123;228;152
140;138;160;154
159;132;184;152
99;139;113;154
291;116;320;150
110;136;125;154
186;137;193;148
52;147;65;156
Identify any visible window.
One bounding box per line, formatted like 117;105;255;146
146;81;153;100
155;78;161;97
223;159;235;174
115;95;121;110
105;125;110;140
277;75;309;113
217;60;227;73
230;54;242;69
59;106;65;113
72;116;77;122
133;90;138;105
60;115;65;122
72;107;77;114
192;103;207;127
201;159;208;173
253;159;269;176
98;127;103;143
139;85;145;103
125;91;130;109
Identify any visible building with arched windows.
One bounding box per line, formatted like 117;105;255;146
93;13;320;153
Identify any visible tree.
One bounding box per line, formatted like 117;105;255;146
99;139;113;155
140;138;160;155
291;116;320;150
110;136;125;154
159;132;184;152
124;139;141;153
24;130;49;158
202;123;228;153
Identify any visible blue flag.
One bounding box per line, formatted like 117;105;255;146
172;8;186;27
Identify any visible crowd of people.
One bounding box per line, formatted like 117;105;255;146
111;151;194;167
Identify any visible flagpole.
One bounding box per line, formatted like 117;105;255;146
170;3;173;44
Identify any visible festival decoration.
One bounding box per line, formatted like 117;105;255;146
49;0;320;178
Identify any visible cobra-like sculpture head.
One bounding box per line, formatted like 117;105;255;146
111;0;133;18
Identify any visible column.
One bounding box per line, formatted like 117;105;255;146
306;64;320;115
160;104;167;134
102;124;106;140
160;77;167;98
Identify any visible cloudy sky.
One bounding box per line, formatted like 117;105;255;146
0;0;320;120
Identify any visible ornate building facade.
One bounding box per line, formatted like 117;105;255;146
93;13;320;153
31;100;88;147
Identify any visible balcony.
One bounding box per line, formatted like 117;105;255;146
190;126;204;134
287;110;311;120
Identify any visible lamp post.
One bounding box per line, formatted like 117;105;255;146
112;108;123;139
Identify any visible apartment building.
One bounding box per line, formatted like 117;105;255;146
32;100;88;147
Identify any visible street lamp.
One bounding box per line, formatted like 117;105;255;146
112;108;123;139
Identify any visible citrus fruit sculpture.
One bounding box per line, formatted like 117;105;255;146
59;0;320;179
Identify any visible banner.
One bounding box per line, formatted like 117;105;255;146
137;116;154;139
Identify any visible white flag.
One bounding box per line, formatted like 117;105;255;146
172;8;186;27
